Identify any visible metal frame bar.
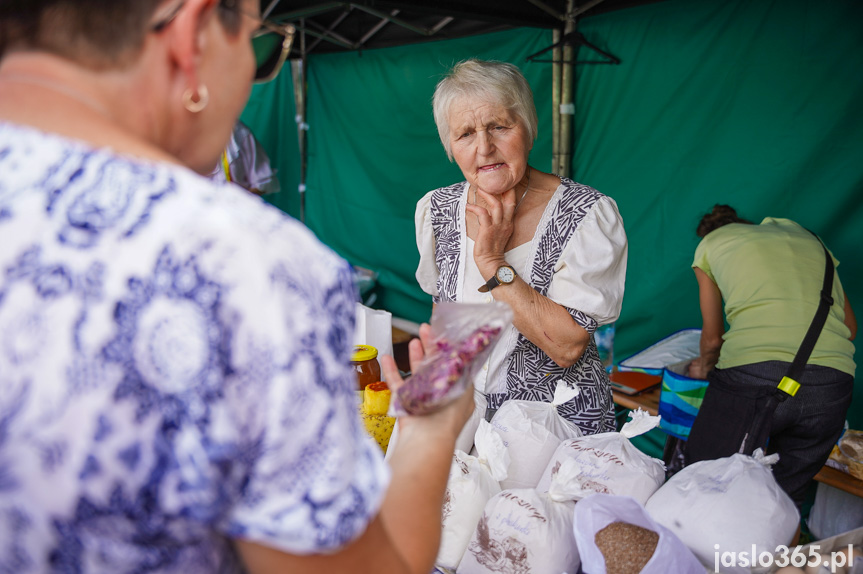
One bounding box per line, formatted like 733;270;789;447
294;23;354;49
268;2;460;54
304;19;354;47
269;2;348;21
570;0;609;19
525;0;566;21
430;16;454;34
350;3;432;36
359;9;400;46
267;1;584;54
306;6;353;52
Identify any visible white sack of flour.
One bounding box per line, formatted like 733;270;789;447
436;420;509;572
489;381;583;490
535;409;666;504
645;449;799;570
457;459;584;574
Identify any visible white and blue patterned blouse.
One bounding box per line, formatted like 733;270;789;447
0;122;389;573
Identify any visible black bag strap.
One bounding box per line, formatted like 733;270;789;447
777;232;834;399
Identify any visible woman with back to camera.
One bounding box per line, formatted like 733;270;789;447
0;1;472;572
685;204;856;509
415;59;628;449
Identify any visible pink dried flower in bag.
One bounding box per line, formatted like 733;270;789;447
392;324;502;416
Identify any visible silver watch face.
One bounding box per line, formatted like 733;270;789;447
497;266;515;283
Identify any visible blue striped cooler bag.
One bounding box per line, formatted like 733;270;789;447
616;329;704;474
658;360;709;440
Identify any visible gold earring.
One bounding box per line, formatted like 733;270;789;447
182;84;209;113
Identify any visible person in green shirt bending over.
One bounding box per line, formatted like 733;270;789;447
685;204;856;509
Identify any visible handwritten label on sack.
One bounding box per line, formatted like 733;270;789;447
498;492;548;523
563;442;625;466
497;511;533;536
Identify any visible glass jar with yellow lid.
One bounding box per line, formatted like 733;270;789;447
351;344;382;391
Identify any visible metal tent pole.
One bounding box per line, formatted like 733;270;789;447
552;28;562;175
558;0;576;180
291;21;308;223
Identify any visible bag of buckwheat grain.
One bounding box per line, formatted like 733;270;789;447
574;493;704;574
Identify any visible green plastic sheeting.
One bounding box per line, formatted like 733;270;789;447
241;75;301;215
242;0;862;426
572;0;863;426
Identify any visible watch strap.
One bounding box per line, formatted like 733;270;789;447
477;275;500;293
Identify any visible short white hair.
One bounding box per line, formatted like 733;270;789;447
432;59;538;161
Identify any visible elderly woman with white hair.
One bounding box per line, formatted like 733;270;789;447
415;59;628;447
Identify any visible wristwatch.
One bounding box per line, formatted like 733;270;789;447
478;265;517;293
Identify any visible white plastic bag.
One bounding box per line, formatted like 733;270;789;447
573;494;704;574
806;481;863;540
645;449;799;570
489;381;583;491
353;302;393;367
437;420;510;571
390;302;512;417
457;459;584;574
535;409;666;504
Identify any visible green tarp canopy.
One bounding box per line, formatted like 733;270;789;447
242;0;863;427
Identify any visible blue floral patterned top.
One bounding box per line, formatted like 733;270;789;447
0;122;389;573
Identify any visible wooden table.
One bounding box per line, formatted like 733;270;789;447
611;386;661;416
813;465;863;498
611;386;863;498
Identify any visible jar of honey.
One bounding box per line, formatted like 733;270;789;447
351;344;381;391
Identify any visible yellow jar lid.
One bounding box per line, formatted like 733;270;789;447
352;344;378;362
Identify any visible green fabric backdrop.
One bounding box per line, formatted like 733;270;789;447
242;0;862;426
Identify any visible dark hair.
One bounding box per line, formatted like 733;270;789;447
696;204;753;238
0;0;242;68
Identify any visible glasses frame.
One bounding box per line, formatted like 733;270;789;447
150;1;295;84
150;1;185;32
252;20;296;84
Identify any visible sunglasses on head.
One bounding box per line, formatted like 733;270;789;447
151;1;296;84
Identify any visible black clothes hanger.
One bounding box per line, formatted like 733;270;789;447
526;30;620;64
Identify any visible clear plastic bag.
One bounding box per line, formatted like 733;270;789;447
389;302;512;417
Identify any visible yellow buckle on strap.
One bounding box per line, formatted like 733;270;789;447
221;150;231;183
777;376;800;397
